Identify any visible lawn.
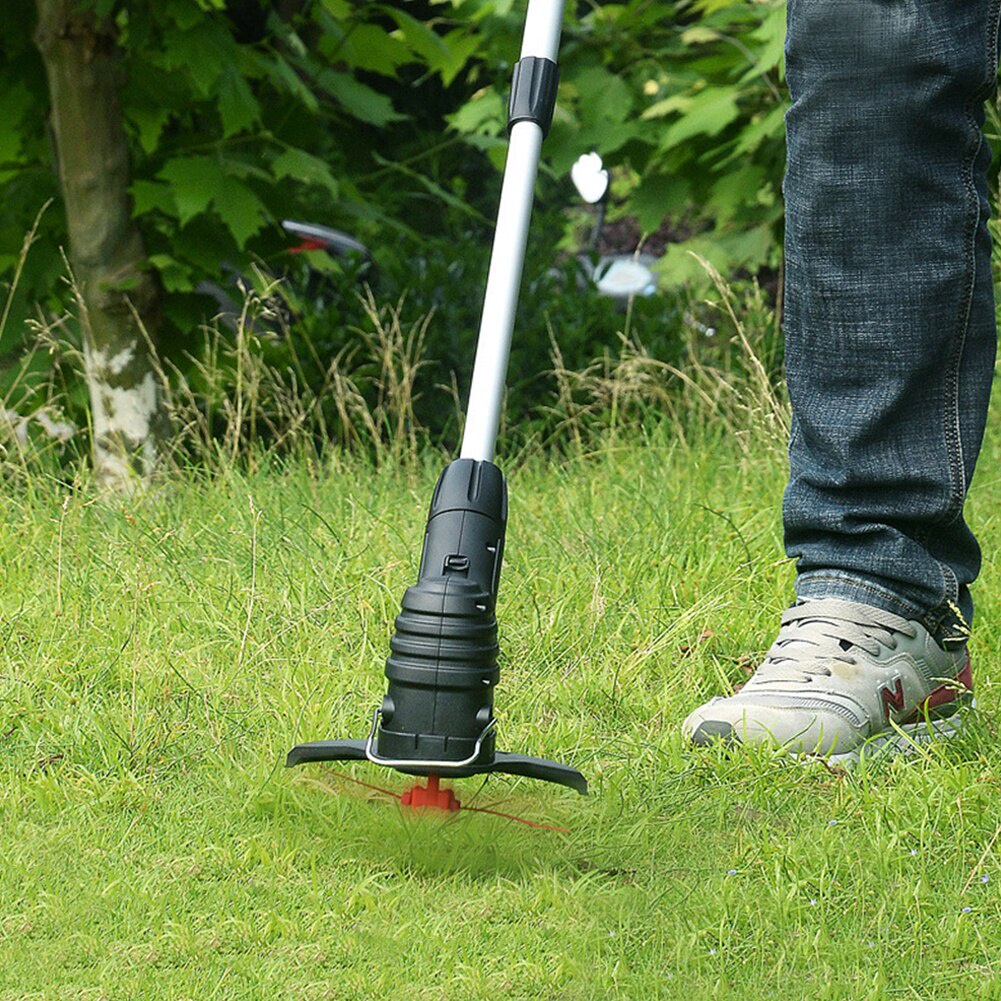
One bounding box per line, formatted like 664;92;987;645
1;398;1000;999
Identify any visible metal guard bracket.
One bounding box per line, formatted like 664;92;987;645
364;708;497;770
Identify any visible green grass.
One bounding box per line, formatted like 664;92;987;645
1;405;1000;1000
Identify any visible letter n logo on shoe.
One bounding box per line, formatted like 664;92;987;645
880;676;905;721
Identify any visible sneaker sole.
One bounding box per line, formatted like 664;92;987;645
819;699;975;768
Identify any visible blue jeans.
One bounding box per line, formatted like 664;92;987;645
782;0;1001;643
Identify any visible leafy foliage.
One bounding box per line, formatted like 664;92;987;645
1;2;485;349
0;0;788;450
448;0;788;284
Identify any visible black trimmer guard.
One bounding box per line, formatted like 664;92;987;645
286;737;587;795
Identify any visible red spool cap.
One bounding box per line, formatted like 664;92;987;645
400;773;460;812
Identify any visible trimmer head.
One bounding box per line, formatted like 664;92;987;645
286;460;587;807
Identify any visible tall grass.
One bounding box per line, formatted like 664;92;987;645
154;286;431;471
2;223;788;488
544;264;787;459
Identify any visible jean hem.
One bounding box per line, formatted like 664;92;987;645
795;572;927;620
794;572;971;649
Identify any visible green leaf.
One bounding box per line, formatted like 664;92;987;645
337;24;412;76
162;22;233;97
163;0;209;30
642;94;688;121
657;87;741;150
0;132;21;166
447;88;505;137
271;148;339;198
122;63;187;155
318;0;352;16
130;180;176;218
321;71;406;126
386;8;452;67
158;157;224;226
692;0;748;13
731;104;786;157
656;224;775;286
436;29;481;87
0;82;32;163
268;55;319;113
216;158;273;185
129;105;172;155
709;164;766;223
147;253;192;293
657;237;729;286
680;26;721;45
212;178;265;249
631;173;692;234
573;66;641;155
751;3;787;76
217;64;261;137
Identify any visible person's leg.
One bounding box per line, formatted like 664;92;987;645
783;0;1000;644
683;0;999;756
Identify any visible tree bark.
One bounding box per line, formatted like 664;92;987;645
34;0;165;487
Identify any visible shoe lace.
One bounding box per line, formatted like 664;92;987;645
759;598;918;680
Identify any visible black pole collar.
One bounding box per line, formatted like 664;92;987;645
508;56;560;137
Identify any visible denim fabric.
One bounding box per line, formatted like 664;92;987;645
782;0;1001;643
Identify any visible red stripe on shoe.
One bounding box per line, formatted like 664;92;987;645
880;677;905;720
902;652;973;724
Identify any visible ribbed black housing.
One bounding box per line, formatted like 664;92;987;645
376;459;506;774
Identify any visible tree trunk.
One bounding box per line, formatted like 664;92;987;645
34;0;165;488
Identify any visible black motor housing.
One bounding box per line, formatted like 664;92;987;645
376;459;506;774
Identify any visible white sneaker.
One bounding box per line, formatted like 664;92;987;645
682;597;973;764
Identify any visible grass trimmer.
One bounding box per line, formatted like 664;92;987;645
286;0;587;812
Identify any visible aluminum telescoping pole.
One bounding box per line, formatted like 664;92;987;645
459;0;566;463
